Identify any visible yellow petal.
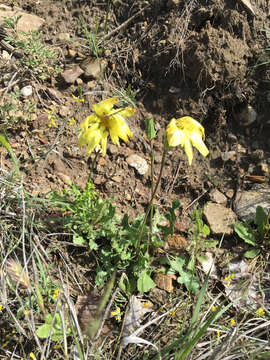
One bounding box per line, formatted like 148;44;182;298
101;129;109;156
93;97;118;117
190;132;209;157
109;114;133;143
183;138;193;165
116;107;136;117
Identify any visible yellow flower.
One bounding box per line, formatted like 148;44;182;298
211;305;216;312
72;94;84;103
78;97;136;156
257;307;265;316
111;306;121;321
52;289;60;301
0;305;2;311
29;353;37;360
230;318;235;326
166;116;209;165
68;117;76;126
217;330;220;338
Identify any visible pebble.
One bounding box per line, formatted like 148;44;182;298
61;65;84;83
203;202;237;235
234;187;270;220
238;104;257;127
58;32;70;41
221;151;236;162
126;154;148;175
209;189;227;205
20;85;33;97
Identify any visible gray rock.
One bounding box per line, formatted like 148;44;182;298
203;202;237;235
234;187;270;220
20;85;32;97
126;154;148;175
209;189;227;205
237;104;257;127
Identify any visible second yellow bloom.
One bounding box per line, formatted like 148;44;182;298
166;116;209;165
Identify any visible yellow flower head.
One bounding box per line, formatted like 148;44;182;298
257;307;265;316
78;97;136;156
166;116;209;165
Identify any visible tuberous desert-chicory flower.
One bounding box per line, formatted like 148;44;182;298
166;116;209;165
78;97;136;156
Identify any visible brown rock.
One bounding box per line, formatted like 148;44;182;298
203;202;237;235
154;273;175;293
209;189;227;205
80;57;103;78
0;6;45;38
61;65;84;84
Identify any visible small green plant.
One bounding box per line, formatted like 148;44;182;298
3;16;59;79
234;206;270;258
50;180;164;291
36;312;71;341
188;209;218;266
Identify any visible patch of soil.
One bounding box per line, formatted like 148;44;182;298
1;0;269;219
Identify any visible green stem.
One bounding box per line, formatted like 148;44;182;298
148;140;155;252
136;140;168;255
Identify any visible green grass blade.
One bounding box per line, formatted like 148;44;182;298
0;133;21;177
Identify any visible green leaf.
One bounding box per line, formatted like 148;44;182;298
169;255;186;273
137;270;156;293
73;234;86;245
0;133;21;177
145;117;156;140
244;248;260;258
203;240;218;248
201;224;210;236
234;222;257;246
255;206;267;238
36;323;51;339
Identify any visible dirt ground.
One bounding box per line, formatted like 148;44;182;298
1;0;269;220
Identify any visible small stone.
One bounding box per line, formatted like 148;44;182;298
203;202;237;235
2;50;11;59
58;32;70;41
226;189;234;199
112;175;121;183
68;49;77;57
80;57;104;78
75;78;83;85
209;189;227;205
108;144;118;155
61;65;84;84
59;105;71;117
154;273;175;293
234;187;270;220
221;151;236;161
58;172;72;185
20;85;33;97
237;104;257;127
126;154;148;175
